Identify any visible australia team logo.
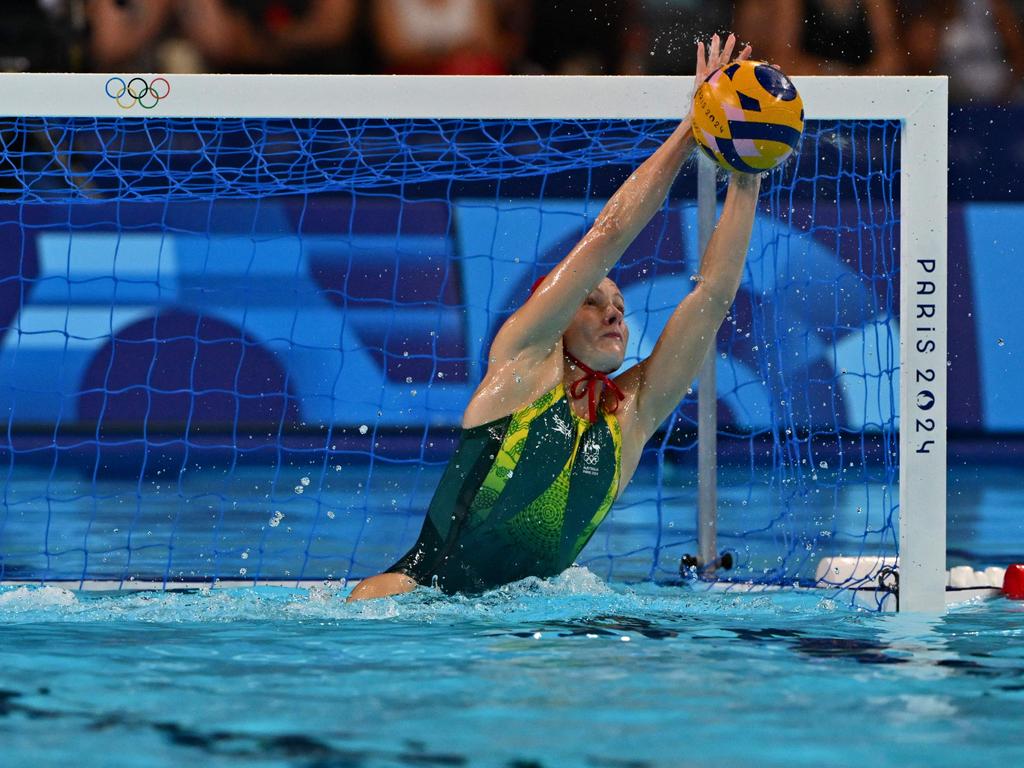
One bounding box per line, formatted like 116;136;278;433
581;439;602;476
104;77;171;110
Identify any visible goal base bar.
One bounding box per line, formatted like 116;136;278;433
691;580;1001;612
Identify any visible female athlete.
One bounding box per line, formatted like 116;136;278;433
349;34;761;601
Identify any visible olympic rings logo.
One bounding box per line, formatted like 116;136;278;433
104;77;171;110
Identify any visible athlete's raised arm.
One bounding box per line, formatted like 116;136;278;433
487;120;694;366
468;34;752;428
616;170;760;443
611;36;762;446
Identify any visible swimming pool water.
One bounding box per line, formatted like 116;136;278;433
1;462;1022;767
2;459;1019;587
1;574;1023;768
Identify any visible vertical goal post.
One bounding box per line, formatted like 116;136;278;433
0;73;948;610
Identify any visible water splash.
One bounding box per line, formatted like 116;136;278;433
0;567;862;626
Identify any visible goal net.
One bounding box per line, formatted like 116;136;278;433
0;75;947;610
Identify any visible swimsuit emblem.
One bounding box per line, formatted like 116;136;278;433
581;439;601;476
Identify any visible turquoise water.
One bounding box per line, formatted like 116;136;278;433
1;574;1023;768
1;462;1022;767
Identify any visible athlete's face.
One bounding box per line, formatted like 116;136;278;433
563;278;628;372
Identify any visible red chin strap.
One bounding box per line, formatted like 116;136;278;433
564;350;624;424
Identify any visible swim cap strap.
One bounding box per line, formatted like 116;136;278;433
564;351;624;424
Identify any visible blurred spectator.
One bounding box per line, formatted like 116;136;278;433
903;0;1024;103
372;0;507;74
87;0;359;74
87;0;184;72
736;0;902;75
622;0;733;76
731;0;775;65
181;0;361;73
494;0;530;73
2;0;86;72
523;0;631;75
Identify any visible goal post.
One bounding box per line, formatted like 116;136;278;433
894;78;949;612
0;73;947;610
688;76;949;611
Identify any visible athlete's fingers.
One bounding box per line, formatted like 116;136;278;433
696;40;705;73
737;44;753;62
721;33;736;64
709;33;720;67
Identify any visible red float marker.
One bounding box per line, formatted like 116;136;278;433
1003;564;1024;599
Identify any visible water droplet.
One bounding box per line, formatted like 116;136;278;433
997;338;1006;347
326;510;336;519
359;424;369;435
239;568;247;576
819;461;828;469
241;550;249;560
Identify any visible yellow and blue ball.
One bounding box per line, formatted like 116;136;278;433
692;60;804;174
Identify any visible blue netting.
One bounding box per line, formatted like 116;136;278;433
1;117;668;202
0;115;900;594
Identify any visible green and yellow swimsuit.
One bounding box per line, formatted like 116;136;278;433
387;382;622;594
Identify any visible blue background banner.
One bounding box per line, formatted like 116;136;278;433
0;195;1017;434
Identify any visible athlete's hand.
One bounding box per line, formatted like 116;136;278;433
685;34;753;149
694;33;752;84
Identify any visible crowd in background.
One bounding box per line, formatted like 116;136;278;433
2;0;1024;103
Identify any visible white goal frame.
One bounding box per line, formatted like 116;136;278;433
0;73;948;611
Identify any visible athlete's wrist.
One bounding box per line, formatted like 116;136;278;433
668;119;697;164
730;171;762;191
676;118;695;147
